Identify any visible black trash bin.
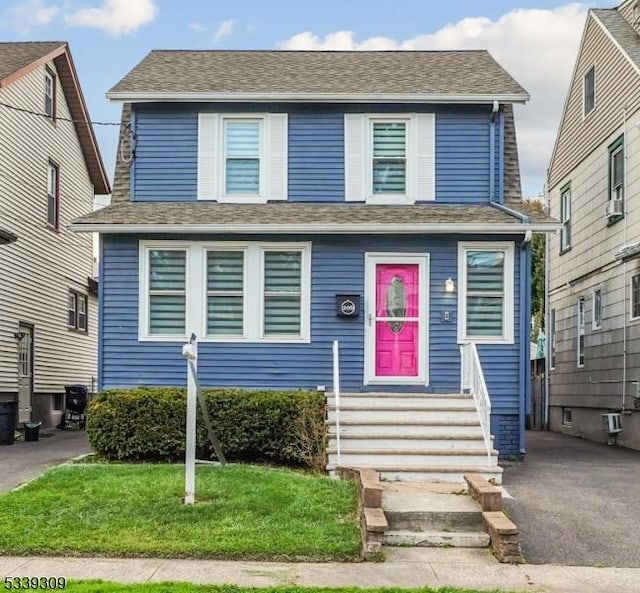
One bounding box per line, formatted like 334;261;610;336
0;401;18;445
24;421;42;442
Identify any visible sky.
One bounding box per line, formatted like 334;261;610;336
0;0;621;200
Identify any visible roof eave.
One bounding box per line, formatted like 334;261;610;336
69;221;559;234
106;91;530;104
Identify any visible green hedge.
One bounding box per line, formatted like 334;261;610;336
87;387;326;467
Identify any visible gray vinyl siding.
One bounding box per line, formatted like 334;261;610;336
619;0;640;35
0;62;97;393
548;13;640;190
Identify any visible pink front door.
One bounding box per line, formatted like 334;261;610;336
374;263;420;377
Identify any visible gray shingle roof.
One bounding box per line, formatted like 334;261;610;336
0;41;65;82
108;50;528;98
71;201;557;231
593;9;640;70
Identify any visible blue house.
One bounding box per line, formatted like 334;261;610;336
73;51;557;482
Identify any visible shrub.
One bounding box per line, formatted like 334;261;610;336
87;387;327;468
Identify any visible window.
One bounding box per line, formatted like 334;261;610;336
458;242;515;343
44;67;56;119
550;308;556;369
147;249;187;336
344;113;435;204
224;119;261;195
47;161;59;229
593;288;602;330
560;184;571;253
562;408;572;426
631;274;640;320
53;393;64;411
584;66;595;116
68;291;88;332
197;113;287;202
577;297;585;367
608;136;624;217
372;121;406;195
140;242;310;342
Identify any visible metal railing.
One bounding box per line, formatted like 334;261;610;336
332;340;341;466
460;341;492;466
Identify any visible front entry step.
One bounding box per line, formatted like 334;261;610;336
384;530;490;548
327;391;501;484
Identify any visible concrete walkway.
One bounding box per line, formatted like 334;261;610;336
2;548;640;592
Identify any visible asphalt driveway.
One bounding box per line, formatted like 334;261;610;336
0;429;90;492
502;430;640;567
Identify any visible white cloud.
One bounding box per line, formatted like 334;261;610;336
278;4;590;197
213;19;234;43
65;0;157;37
188;21;206;32
8;0;59;29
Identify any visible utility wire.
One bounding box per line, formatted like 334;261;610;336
0;99;135;137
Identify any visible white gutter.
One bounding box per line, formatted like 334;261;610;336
70;222;561;234
106;91;530;104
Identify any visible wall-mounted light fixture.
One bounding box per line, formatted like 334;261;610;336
444;277;455;293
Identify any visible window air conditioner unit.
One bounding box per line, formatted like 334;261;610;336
601;412;622;434
606;199;624;218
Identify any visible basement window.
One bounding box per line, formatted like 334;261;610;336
562;408;572;426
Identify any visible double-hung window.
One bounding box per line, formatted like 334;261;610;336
224;119;261;195
631;275;640;320
577;297;585;367
47;161;59;229
608;136;624;218
584;66;595;116
140;242;310;342
68;291;88;332
197;113;287;202
44;67;56;120
372;121;406;195
147;249;187;336
560;184;571;253
458;242;515;344
344;113;435;203
550;308;556;370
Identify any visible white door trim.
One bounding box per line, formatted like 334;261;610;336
364;253;429;386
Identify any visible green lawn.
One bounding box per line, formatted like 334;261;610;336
64;583;514;593
0;464;359;560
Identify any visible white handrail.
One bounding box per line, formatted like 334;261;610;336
460;341;492;466
332;340;341;466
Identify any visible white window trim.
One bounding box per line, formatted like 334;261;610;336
592;288;602;330
583;65;596;118
577;297;585;368
44;68;55;119
560;186;571;252
139;240;311;343
457;241;515;344
198;113;287;204
367;116;414;205
609;141;624;203
550;308;556;370
630;274;640;321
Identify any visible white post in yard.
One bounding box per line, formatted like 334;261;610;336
182;334;198;505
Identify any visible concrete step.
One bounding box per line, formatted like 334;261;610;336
376;466;503;485
328;434;489;451
327;420;483;436
326;396;474;409
327;408;479;423
326;449;499;467
383;529;490;548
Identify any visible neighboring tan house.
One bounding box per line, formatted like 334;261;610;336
72;50;557;482
0;42;110;429
547;0;640;448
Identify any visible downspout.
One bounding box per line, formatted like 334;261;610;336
622;106;628;412
488;100;531;455
544;185;551;430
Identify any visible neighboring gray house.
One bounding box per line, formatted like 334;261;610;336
547;0;640;447
0;42;110;428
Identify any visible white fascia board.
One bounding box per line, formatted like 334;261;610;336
70;222;560;234
106;91;530;104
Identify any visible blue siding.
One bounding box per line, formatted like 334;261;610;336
132;104;497;204
101;233;522;420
